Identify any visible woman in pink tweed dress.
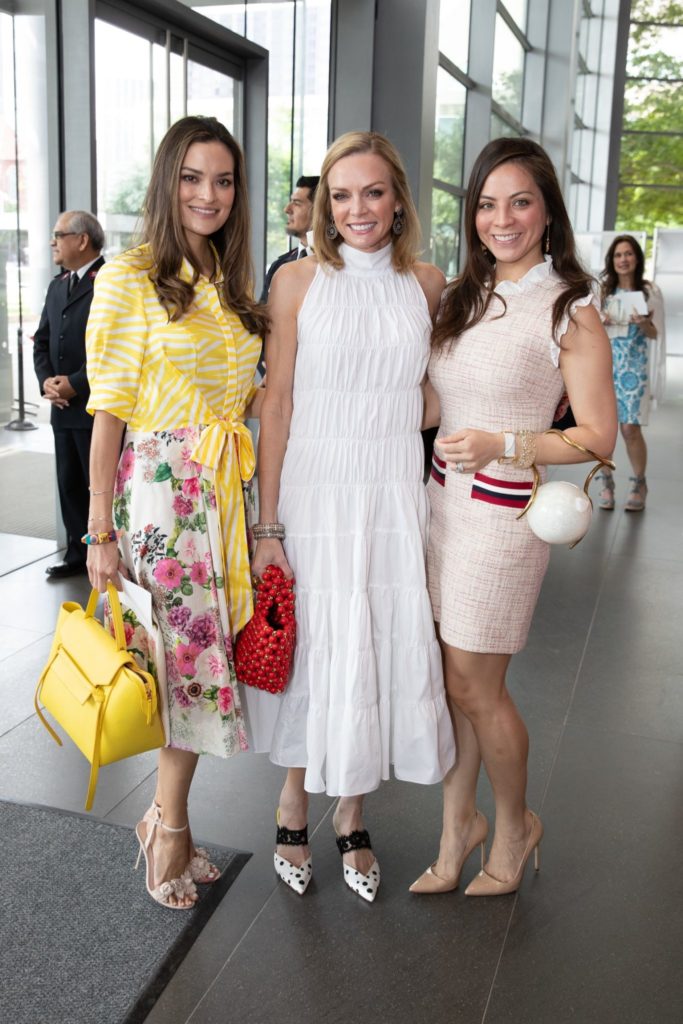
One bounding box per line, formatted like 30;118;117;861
411;139;617;897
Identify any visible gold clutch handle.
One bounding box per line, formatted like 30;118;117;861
517;428;616;523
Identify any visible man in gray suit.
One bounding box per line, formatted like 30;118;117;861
33;210;105;578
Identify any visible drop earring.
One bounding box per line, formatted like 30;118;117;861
392;209;405;236
326;215;338;240
545;225;551;254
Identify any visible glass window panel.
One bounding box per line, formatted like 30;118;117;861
293;0;332;183
624;78;681;132
620;133;683;187
627;25;683;79
246;3;296;266
492;14;524;122
431;189;461;279
187;60;236;132
170;50;185;124
433;68;466;188
0;9;53;418
617;186;683;233
575;68;586;122
490;112;522;139
438;0;470;72
193;4;247;36
502;0;527;31
95;20;153;253
152;43;168;154
192;1;333;270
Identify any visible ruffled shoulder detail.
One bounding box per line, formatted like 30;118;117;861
552;292;600;367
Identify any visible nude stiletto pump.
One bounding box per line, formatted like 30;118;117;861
465;810;543;897
409;811;489;894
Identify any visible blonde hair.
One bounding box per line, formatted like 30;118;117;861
312;131;421;272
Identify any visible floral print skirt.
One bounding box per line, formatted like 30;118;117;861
110;427;249;757
611;326;650;425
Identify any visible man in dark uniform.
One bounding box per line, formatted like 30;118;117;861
260;175;320;302
33;210;105;578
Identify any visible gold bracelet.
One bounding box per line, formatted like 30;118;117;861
513;430;537;469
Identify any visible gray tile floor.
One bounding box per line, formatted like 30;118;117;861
2;363;682;1024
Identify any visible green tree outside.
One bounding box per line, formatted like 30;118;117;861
616;0;683;232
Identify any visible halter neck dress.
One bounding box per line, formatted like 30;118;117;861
267;241;455;796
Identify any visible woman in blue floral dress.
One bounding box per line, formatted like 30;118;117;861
597;235;664;512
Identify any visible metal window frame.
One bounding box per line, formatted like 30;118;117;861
497;1;532;51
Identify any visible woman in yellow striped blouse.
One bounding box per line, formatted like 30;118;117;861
86;116;266;909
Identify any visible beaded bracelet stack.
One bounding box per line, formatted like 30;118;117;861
252;522;286;541
81;529;119;546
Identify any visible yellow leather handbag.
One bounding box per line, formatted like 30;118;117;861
35;583;165;810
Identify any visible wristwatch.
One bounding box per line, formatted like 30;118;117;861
503;431;516;460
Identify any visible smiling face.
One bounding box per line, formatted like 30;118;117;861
284;186;314;241
177;140;235;260
327;152;400;253
612;241;637;284
475;161;548;280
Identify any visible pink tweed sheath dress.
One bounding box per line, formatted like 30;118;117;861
427;258;594;654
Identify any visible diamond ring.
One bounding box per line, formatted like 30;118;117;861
455;461;465;473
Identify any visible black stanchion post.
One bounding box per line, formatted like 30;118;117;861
5;325;37;431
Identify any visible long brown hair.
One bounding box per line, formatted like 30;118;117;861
312;131;421;272
600;234;649;304
433;137;593;349
138;115;267;336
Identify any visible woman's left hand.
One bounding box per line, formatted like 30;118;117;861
631;313;657;338
436;428;503;474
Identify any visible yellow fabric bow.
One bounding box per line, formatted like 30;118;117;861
190;415;255;635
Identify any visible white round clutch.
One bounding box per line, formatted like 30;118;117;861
525;480;593;546
516;429;616;549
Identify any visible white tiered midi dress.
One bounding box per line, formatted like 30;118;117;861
267;242;455;796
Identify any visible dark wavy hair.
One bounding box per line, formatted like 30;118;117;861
433;137;593;350
137;115;267;336
600;234;649;303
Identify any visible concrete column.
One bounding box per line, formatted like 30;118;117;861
462;0;496;184
371;0;440;246
539;0;581;187
61;0;97;211
328;0;375;139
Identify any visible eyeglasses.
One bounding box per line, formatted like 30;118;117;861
51;231;78;240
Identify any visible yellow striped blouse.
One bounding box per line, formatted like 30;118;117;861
86;244;261;634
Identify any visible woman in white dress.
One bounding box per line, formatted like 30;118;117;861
253;131;455;901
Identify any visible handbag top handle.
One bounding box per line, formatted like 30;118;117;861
85;582;127;651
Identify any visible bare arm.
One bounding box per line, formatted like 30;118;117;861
422;375;441;430
413;262;446;431
437;303;617;471
252;259;315;577
86;410;127;592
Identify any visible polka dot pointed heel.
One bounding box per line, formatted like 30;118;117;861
335;828;380;903
274;809;313;895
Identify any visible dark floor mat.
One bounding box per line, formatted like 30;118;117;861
1;798;250;1024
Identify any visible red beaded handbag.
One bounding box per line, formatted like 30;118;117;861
235;565;296;694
